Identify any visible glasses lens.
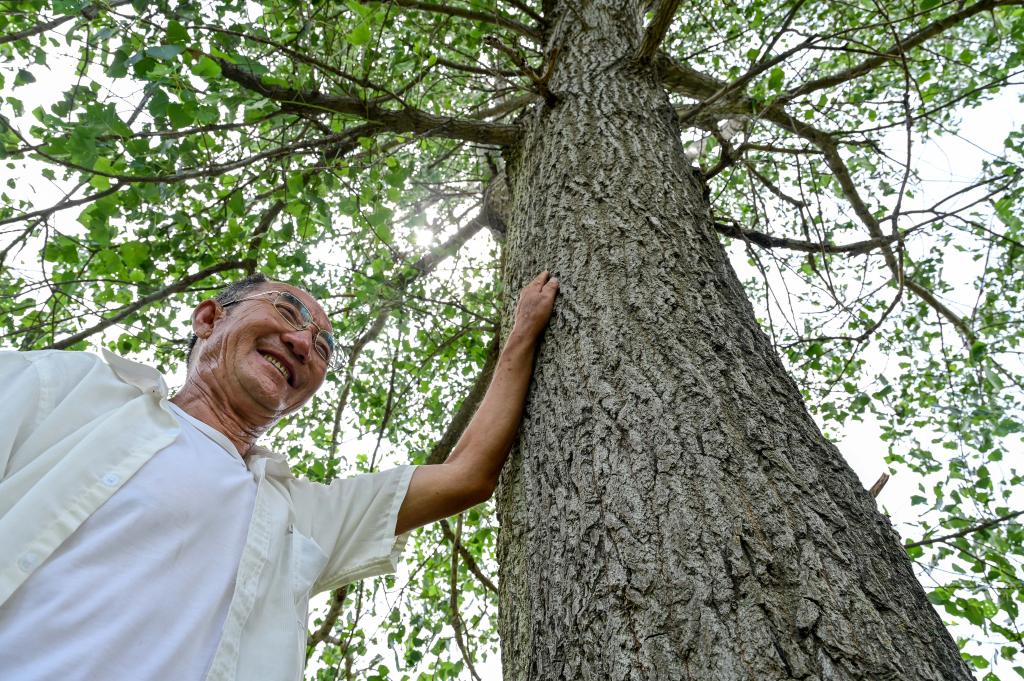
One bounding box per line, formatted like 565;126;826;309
276;292;336;368
315;332;336;366
274;304;302;329
276;293;309;326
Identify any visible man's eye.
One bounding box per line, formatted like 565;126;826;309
276;303;301;325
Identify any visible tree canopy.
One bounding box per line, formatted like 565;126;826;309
1;0;1023;677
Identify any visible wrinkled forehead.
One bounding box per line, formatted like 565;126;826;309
264;281;332;331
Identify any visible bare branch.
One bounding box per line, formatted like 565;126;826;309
712;220;911;255
868;472;890;498
658;50;984;343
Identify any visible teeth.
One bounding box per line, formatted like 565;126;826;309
262;353;291;382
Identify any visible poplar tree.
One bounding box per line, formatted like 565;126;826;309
2;1;1023;678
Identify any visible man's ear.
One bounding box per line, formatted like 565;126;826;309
191;299;224;342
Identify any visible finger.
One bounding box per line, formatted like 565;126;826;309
543;276;559;290
531;271;549;287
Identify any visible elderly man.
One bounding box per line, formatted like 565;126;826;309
0;270;559;681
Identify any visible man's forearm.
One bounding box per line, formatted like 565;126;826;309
445;331;537;490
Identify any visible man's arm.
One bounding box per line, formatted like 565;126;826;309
395;271;559;535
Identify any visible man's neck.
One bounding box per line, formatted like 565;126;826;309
170;383;267;456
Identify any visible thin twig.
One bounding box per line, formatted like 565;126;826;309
907;510;1024;549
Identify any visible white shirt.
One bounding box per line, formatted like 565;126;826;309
0;349;416;681
0;402;257;679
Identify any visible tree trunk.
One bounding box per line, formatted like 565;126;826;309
495;2;972;680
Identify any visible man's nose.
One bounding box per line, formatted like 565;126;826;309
282;327;314;363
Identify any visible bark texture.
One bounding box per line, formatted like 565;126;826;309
495;2;973;680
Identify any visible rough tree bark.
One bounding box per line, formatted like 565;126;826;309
495;2;972;680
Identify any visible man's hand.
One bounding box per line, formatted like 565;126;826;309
509;271;560;344
394;271;559;535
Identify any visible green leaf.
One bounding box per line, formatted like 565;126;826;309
147;89;170;117
120;241;149;267
190;56;222;79
145;45;184;61
167;102;195;128
14;69;35;87
347;23;372;46
963;600;986;626
970;341;988;364
227;191;244;215
166;20;189;46
767;67;785;91
90;157;115;191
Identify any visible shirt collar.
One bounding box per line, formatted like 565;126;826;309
247;445;292;477
100;348;295;479
100;347;169;399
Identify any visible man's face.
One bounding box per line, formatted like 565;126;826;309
192;282;332;418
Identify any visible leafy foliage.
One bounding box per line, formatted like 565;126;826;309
1;0;1023;677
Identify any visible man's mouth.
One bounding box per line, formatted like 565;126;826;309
260;352;293;385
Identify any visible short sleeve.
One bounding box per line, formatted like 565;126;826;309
286;465;417;593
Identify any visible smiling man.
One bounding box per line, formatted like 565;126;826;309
0;271;559;681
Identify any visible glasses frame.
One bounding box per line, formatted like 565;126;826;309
220;290;339;370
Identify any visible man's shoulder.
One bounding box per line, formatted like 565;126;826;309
0;349;107;379
2;348;105;368
0;350;138;399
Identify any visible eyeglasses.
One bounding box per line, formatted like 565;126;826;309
221;290;338;370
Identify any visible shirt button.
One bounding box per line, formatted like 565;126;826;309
101;472;121;487
17;552;39;572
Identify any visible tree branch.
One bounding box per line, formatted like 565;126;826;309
376;0;542;42
712;220;911;255
0;182;125;229
906;510;1024;549
448;515;484;681
439;517;498;594
504;0;545;26
216;59;519;146
780;0;1023;104
306;586;349;655
41;260;251;350
658;53;980;343
636;0;682;62
0;0;133;46
468;92;541;120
